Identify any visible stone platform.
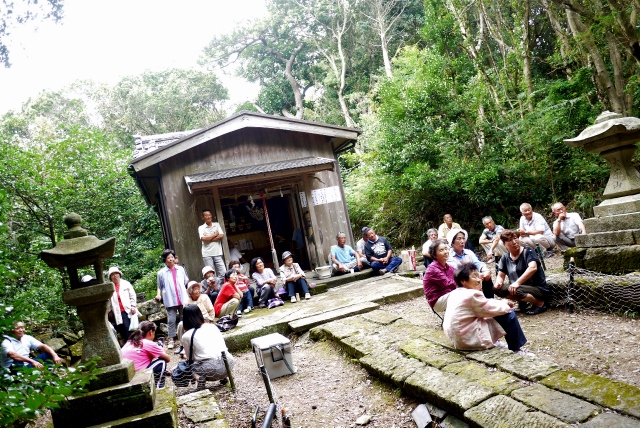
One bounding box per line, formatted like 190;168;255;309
181;272;640;427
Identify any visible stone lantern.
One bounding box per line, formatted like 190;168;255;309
40;214;177;427
563;111;640;272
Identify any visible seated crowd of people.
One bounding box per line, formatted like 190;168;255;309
422;202;585;354
2;202;582;386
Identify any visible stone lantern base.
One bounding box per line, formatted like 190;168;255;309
565;194;640;273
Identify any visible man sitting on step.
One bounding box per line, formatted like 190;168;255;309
330;231;363;275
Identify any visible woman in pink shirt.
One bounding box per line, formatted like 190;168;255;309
121;321;171;389
423;239;456;312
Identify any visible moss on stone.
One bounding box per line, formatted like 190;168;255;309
442;361;525;395
541;370;640;418
400;338;464;369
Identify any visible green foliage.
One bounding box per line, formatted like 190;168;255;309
95;69;229;147
0;358;101;428
0;93;163;328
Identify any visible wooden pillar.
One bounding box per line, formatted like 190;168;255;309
212;186;230;267
302;174;326;266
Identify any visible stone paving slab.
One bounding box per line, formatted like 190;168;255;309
441;414;469;428
496;352;561;381
510;384;600;423
580;412;640;427
182;394;224;423
288;301;379;332
223;276;421;351
359;348;426;386
404;365;495;415
176;389;212;406
360;309;402;325
541;370;640;418
442;361;525;396
340;330;387;358
464;395;569;427
400;338;465;369
465;347;515;367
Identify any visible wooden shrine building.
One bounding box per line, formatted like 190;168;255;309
128;111;361;279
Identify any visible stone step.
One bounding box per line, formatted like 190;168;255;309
223;276;423;352
575;228;640;247
89;386;178;428
541;370;640;419
583;211;640;233
53;370;155;427
289;301;379;332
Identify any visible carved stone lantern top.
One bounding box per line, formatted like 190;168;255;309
40;213;115;288
564;111;640;154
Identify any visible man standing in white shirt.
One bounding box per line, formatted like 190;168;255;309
198;210;226;285
551;202;586;250
517;203;556;255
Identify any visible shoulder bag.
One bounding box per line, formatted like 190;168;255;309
171;327;197;387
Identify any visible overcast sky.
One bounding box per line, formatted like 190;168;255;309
0;0;266;114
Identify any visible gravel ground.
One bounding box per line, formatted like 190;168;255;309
29;254;640;427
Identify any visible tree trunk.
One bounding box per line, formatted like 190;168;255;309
522;0;534;111
565;9;624;112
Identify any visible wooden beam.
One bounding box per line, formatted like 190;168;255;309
187;163;334;193
302;174;326;267
212;186;231;268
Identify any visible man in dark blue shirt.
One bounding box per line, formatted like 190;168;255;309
363;228;403;275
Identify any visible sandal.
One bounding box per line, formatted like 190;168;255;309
526;305;547;315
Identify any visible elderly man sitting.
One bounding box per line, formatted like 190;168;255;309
479;216;508;260
517;203;556;255
355;227;371;268
330;232;363;275
363;227;403;275
551;202;586;250
1;321;62;371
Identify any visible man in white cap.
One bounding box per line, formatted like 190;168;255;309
200;265;219;304
446;229;494;298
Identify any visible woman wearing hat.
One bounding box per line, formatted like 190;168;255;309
446;229;494;299
108;266;137;342
175;280;217;355
280;251;311;303
201;265;219;304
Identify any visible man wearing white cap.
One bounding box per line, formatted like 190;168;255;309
201;265;219;304
446;229;494;298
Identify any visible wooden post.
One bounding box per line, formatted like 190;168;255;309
302;174;326;266
212;186;231;267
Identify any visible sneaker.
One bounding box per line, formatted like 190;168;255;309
219;377;229;385
349;268;354;274
243;308;251;314
174;345;184;355
515;349;536;357
180;349;186;358
167;339;174;350
258;303;266;309
290;296;297;303
236;310;242;315
493;341;508;350
545;250;555;258
304;292;311;299
379;269;387;275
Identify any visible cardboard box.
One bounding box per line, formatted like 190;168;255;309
251;333;296;379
